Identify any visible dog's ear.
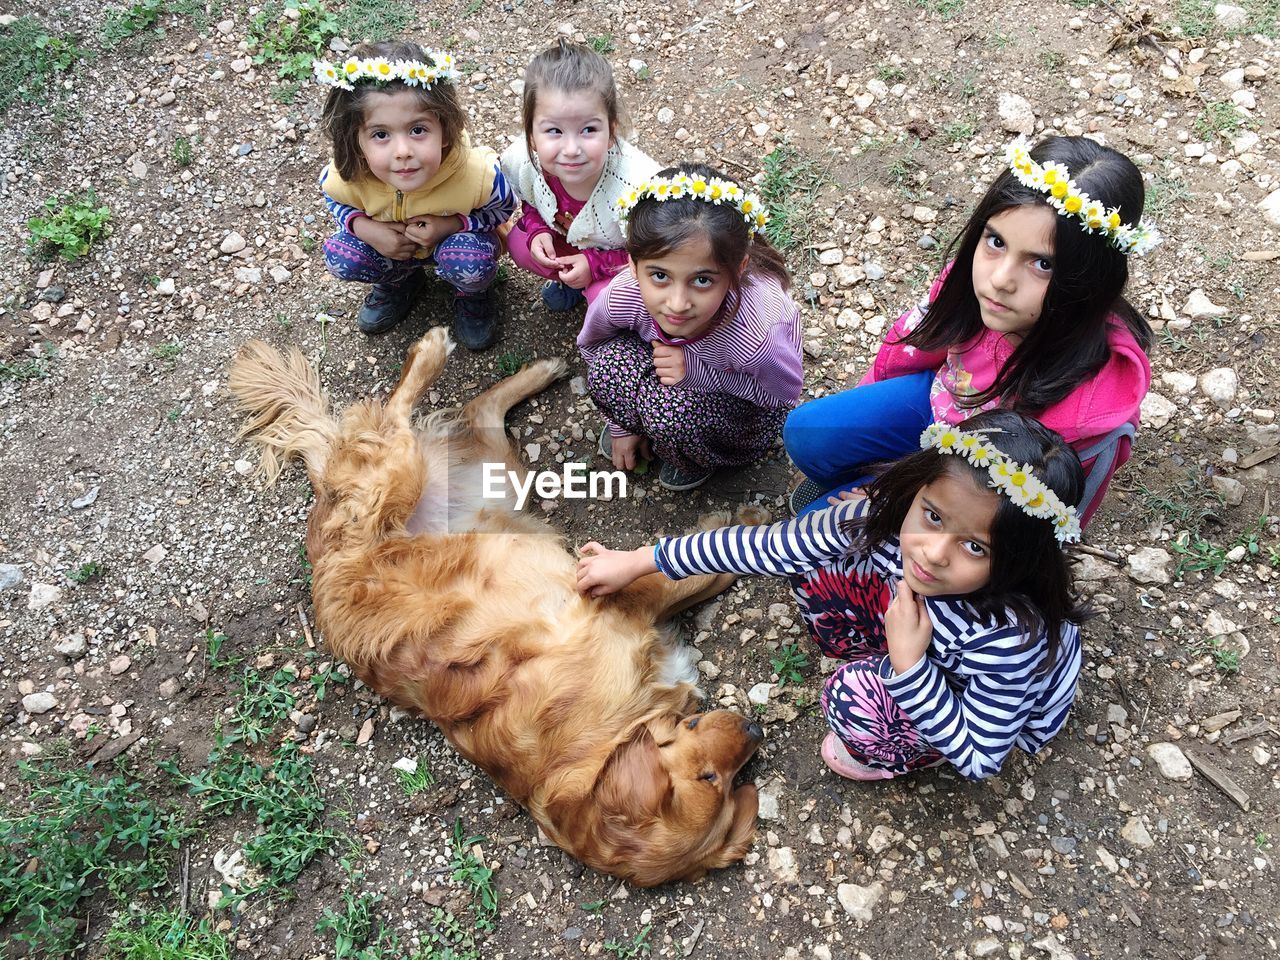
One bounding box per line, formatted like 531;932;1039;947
595;725;673;818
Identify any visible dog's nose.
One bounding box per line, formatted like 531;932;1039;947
744;720;764;741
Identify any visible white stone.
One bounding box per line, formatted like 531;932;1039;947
757;786;781;820
747;682;774;705
1214;3;1248;29
1073;555;1115;583
751;121;770;137
1127;547;1171;585
767;846;799;882
1210;475;1244;506
836;881;884;922
156;278;176;296
0;564;22;590
1160;371;1197;395
1147;742;1193;780
143;544;168;564
1231;90;1256;110
628;59;648;76
55;633;87;657
818;248;844;266
972;938;1002;958
833;264;864;287
28;583;63;611
22;692;58;715
234;267;262;284
866;824;901;854
1258;189;1280;227
1219;68;1246;91
997;91;1035;135
1183;289;1227;318
220;231;247;254
1232;130;1259;155
1139;392;1177;430
1199;367;1238;405
1121;817;1155;848
269;266;291;283
656;106;674;125
392;757;418;774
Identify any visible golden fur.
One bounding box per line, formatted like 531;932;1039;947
228;328;764;886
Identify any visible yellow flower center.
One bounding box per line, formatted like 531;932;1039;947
1064;195;1083;213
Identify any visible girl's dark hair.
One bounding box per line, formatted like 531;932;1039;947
901;136;1153;412
626;163;792;298
849;410;1090;665
321;41;468;182
521;39;622;157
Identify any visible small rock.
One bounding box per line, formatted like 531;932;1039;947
1127;547;1171;585
997;91;1035;135
628;59;648;76
1213;3;1248;30
747;682;774;705
757;785;781;820
767;846;799;882
55;633;87;658
357;717;376;745
525;442;541;461
28;583;63;611
971;937;1002;958
109;655;132;675
1140;392;1177;430
1198;367;1238;405
158;677;182;698
1121;817;1155;849
70;486;100;509
1160;370;1197;395
656;106;674;125
234;267;262;284
1183;289;1227;318
220;232;247;254
1258;189;1280;228
837;881;884;922
22;692;58;715
143;544;168;564
155;278;176;296
1210;475;1244;506
817;248;844;266
234;459;254;475
392;757;419;774
0;564;22;590
569;376;588;396
269;266;291;283
1147;742;1193;781
1219;68;1246;91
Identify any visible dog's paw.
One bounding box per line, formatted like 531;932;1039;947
534;357;570;381
734;505;771;527
693;510;732;532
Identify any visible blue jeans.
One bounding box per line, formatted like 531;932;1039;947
783;371;935;516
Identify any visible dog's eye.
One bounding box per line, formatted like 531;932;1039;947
698;771;717;782
686;717;700;730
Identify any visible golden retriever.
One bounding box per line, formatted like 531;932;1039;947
228;328;764;886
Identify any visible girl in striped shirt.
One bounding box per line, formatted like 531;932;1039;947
576;411;1089;782
577;164;803;492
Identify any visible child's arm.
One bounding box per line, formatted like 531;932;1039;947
877;619;1050;781
680;320;803;408
455;163;517;233
863;271;951;384
576;279;642;355
576;543;657;597
581;247;629;284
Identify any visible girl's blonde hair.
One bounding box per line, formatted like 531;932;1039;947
520;39;622;158
321;40;468;182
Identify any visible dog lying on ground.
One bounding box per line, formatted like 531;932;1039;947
228;328;764;886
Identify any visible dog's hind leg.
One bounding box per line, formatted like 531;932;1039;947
386;327;453;424
460;358;568;449
228;340;338;486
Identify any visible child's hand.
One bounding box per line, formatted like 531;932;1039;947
353;218;417;261
529;232;560;270
652;342;686;386
405;214;459;250
885;579;932;675
557;254;591;290
576;543;657;597
610;432;650;471
826;488;866;507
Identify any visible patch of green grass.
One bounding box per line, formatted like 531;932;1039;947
27;189;112;261
1171;534;1230;577
397;759;435;796
103;906;233;960
875;63;906;84
152;339;183;362
988;31;1014;48
918;0;965;19
1037;50;1065;71
579;898;607;913
463;0;484;16
294;539;314;587
770;643;809;683
589;34;616;54
309;659;348;700
248;0;340;81
603;925;653;959
67;560;106;584
172;134;194;165
759;144;830;253
1145;173;1191;218
0;357;52;381
205;629;242;670
1172;0;1217;36
102;0;165;46
316;884;398;960
942;118;976;143
229;665;298;745
0;17;86;111
1139;473;1220;535
887;135;923;186
337;0;413;40
1195;100;1253;140
0;751;188;957
497;349;529;377
449;820;498;932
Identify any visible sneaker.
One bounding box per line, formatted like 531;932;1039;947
658;461;713;491
357;270;427;335
820;733;898;781
787;477;826;517
452;288;499;350
541;280;585;312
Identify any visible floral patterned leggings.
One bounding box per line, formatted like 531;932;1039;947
584;333;788;473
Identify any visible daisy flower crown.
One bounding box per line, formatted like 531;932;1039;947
616;172;770;235
920;423;1083;544
1004;138;1161;257
312;52;458;91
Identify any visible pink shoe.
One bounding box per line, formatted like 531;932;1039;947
821;733;899;781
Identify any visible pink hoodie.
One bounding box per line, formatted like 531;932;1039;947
863;270;1151;525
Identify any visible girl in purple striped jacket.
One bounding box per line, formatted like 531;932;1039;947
576;411;1089;783
577;164;803;492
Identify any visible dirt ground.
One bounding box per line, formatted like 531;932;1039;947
2;0;1278;957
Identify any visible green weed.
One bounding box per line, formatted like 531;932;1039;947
228;666;298;745
589;34;616;54
309;660;348;700
103;0;165;46
1037;50;1065;71
463;0;484;16
67;560;106;584
152;339;183;362
103;906;232;960
27;189;112;261
579;898;607;913
397;759;435;796
875;63;906;83
449;820;498;932
759;144;830;253
337;0;413;40
0;357;52;381
918;0;965;19
205;629;242;670
248;0;340;81
1138;473;1220;535
1171;534;1230;577
942;118;976;143
316;886;395;960
1195;100;1253;140
0;17;85;111
172;135;193;166
497;350;529;377
770;643;809;683
1145;174;1191;218
0;753;187;956
604;925;653;958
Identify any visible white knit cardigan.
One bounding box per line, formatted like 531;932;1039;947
499;136;660;249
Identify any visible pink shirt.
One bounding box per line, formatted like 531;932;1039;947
515;176;629;284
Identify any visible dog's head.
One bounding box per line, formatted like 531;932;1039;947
584;709;763;887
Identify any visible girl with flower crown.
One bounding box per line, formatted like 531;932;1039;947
785;136;1157;526
577;163;803;492
577;410;1088;782
316;40;515;349
500;39;658;312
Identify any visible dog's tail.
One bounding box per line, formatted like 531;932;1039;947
228;340;338;486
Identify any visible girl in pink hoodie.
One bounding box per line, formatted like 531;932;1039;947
785;136;1158;527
